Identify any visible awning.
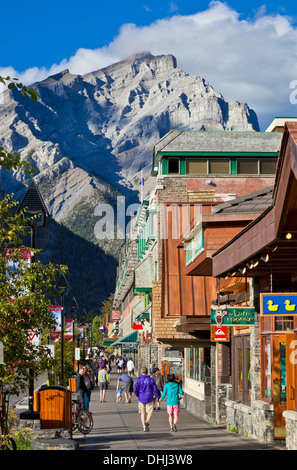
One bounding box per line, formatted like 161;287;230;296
103;339;118;346
110;331;138;348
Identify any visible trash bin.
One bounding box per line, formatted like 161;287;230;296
34;385;72;431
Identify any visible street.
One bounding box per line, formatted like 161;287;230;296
73;371;283;452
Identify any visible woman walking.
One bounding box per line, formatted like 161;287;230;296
160;374;184;432
98;365;109;402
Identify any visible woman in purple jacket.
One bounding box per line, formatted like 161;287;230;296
134;366;161;431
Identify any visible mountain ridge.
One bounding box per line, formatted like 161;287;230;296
0;51;259;242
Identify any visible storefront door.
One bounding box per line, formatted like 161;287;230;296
272;334;295;439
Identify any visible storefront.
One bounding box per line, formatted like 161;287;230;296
212;122;297;446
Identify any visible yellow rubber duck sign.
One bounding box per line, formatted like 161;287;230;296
263;295;297;314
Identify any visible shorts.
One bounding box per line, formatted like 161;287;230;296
167;405;180;415
99;382;107;390
123;379;133;393
138;401;154;414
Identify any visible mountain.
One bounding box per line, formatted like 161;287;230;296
0;52;259;310
0;52;259;217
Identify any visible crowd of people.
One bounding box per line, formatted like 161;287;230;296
75;349;184;432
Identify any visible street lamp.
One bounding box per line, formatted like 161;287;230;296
68;297;79;371
56;273;70;386
80;309;88;359
16;180;49;421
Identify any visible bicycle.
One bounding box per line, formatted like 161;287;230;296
0;391;17;451
72;400;93;434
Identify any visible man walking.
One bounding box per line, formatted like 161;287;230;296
133;366;161;432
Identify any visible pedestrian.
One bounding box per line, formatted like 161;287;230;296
127;357;134;375
160;374;184;432
133;366;161;432
151;363;156;374
151;368;164;410
117;356;124;374
75;364;89;409
123;354;128;372
117;372;134;403
98;365;109;402
91;357;99;387
82;365;93;410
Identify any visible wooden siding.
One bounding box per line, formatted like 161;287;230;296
163;204;217;317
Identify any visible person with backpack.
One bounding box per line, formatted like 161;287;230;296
160;373;184;432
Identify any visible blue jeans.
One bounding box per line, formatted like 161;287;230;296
84;391;91;410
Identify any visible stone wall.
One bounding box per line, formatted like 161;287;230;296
226;400;274;444
283;410;297;450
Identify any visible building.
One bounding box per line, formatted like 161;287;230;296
111;125;297;444
211;121;297;448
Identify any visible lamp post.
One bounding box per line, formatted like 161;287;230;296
56;273;70;387
16;180;49;421
68;296;79;372
80;309;88;359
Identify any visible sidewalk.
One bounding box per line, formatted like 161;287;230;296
74;371;283;451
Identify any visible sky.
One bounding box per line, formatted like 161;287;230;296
1;0;297;130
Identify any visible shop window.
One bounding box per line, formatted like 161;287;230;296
263;336;272;400
232;335;251;405
186;347;205;382
168;158;180;174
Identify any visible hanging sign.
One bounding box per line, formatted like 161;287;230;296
211;305;255;326
211;326;230;342
260;293;297;315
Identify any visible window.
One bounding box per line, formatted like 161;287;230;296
186;347;205;381
232;335;251;405
187;159;207;174
263;336;272;400
260;158;277;175
209;159;230;174
149;211;157;238
186;158;230;175
275;316;294;331
168;158;179;174
237;159;258;175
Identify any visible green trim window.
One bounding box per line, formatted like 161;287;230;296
237;158;258;175
187;158;230;175
168;157;180;174
187;158;208;174
161;155;278;176
237;158;277;175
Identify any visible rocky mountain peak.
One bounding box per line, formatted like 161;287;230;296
0;52;259;226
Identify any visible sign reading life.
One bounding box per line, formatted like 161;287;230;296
261;293;297;315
